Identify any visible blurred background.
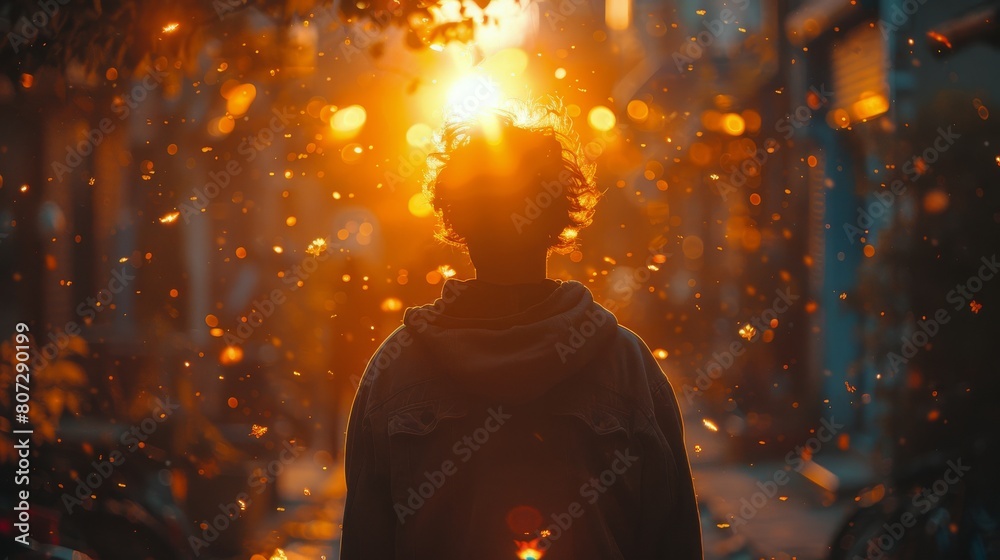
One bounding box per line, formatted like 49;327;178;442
1;0;1000;558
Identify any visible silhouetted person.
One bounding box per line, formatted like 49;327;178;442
341;104;702;559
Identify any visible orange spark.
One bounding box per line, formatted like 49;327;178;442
159;211;180;224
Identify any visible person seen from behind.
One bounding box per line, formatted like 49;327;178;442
341;100;703;560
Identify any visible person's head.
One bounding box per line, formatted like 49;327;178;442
423;100;600;268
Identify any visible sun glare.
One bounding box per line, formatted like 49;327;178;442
445;73;503;122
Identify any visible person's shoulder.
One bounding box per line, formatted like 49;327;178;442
357;324;435;397
603;324;657;363
583;325;665;392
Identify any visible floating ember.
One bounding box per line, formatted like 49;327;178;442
159;211;180;224
306;237;328;256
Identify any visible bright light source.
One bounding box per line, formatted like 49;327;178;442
445;74;502;122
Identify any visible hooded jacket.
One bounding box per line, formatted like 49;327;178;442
341;278;702;560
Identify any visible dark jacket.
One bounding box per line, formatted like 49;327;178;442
341;278;702;559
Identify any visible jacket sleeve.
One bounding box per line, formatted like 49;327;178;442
643;352;704;559
340;367;395;559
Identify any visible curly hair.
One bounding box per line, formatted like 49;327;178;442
423;98;600;254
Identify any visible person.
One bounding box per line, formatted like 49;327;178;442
340;101;702;559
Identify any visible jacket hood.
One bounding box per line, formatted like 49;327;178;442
402;278;618;403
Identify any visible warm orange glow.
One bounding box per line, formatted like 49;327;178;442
159;211;180;224
851;94;889;121
515;539;544;560
702;419;719;432
381;298;404;312
480;48;529;77
408;192;434;218
923;189;949;214
926;30;952;50
800;460;840;492
220;345;244;365
588;105;616;131
681;235;704;259
162;22;180;34
226;83;257;116
605;0;631;30
406;123;433;148
721;113;746;136
626;99;649;121
331;105;367;138
306;237;328;256
828;108;851;129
